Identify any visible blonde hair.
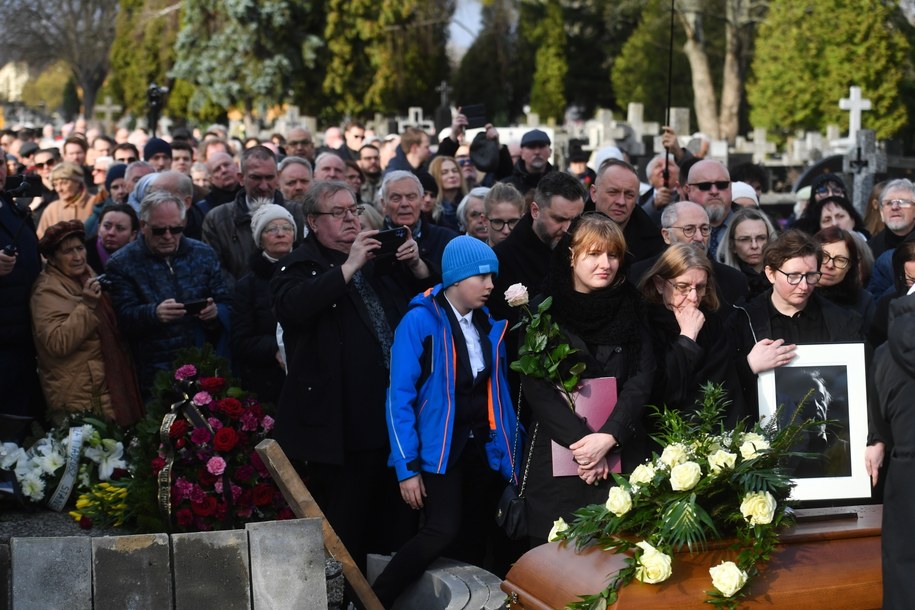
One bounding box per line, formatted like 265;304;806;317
568;213;626;264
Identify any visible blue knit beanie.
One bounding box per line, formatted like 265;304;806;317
441;236;499;287
105;163;127;192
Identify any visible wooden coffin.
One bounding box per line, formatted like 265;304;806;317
502;505;882;609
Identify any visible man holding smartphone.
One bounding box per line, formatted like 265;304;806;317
106;190;230;395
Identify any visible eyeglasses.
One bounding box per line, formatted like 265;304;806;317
669;224;711;238
311;205;364;219
774;268;822;285
689;181;731;191
149;225;185;236
815;184;846;197
880;199;915;209
486;217;520;231
263;224;295;235
34;160;56;170
666;279;707;296
456;158;473;167
734;235;768;245
287;140;312;147
821;253;850;269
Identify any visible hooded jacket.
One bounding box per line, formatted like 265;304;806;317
386;284;520;483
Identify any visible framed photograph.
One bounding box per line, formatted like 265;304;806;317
757;343;870;502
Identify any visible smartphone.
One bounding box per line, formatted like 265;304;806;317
462;103;487;129
183;298;209;316
375;227;408;257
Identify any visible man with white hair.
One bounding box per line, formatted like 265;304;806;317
640;152;680;226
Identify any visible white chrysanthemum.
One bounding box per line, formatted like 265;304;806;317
19;472;46;501
33;450;65;476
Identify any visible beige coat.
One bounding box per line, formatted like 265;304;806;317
30;264;113;420
35;190;93;239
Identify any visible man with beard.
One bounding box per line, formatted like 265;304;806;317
500;129;553;197
357;144;382;205
490;171;585;325
685;160;733;260
869;179;915;259
278;156;313;240
591;159;665;263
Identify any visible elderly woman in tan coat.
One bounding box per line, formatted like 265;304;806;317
30;220;143;426
35;162;94;239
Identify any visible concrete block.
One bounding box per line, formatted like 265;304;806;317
172;530;250;610
246;518;326;610
92;533;172;610
11;537;92;610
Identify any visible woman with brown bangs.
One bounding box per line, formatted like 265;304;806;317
813;226;875;329
428;156;467;232
520;212;655;547
639;243;746;426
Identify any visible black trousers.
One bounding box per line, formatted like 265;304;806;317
292;449;412;573
371;438;504;607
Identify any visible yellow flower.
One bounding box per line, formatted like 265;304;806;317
659;443;689;468
548;517;569;542
707;450;737;474
740;491;777;525
669;461;702;491
634;541;672;584
605;487;632;517
709;561;748;597
629;463;656;486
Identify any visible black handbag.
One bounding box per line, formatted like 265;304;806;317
495;387;537;540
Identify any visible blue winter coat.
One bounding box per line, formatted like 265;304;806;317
386;284;522;483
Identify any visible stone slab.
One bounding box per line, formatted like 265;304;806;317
92;533;171;610
246;518;326;610
11;536;92;610
172;529;250;610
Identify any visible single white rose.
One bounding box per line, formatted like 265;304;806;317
740;491;777;525
659;443;689;468
707;449;737;474
504;283;529;307
605;486;633;517
739;438;770;460
709;561;748;597
630;463;656;486
669;461;702;491
548;517;569;542
634;540;672;584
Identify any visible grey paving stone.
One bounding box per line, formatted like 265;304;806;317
172;529;250;610
92;533;171;610
246;518;326;610
10;536;92;610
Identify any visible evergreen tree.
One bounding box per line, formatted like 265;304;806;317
529;0;568;123
748;0;909;140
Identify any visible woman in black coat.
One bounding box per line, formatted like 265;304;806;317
639;243;746;426
231;204;296;404
520;213;655;546
813;226;875;329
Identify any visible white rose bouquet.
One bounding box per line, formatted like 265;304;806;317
552;383;822;610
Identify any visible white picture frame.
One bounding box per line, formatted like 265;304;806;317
757;343;871;502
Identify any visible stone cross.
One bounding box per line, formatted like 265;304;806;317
525;110;540;127
839;86;872;142
751;127;776;164
284;104;300;126
397;107;435;134
435;80;452;108
94;96;122;133
627;103;644;141
842;129;886;216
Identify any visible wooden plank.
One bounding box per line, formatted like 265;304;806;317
255;439;385;610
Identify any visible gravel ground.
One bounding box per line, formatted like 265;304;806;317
0;507;128;544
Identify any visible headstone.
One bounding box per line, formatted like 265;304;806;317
275;104;301;135
434;80;453;133
669;107;691;138
247;518;327;610
92;533;172;609
826;124;842;143
157;115;173;138
709;140;729;163
397;107;435;135
303;115;318;137
627;103;644;141
842;129;886;216
751;127;776;164
367;555;504;610
11;537;92;610
172;530;251;610
839;86;872;142
94;96;123;134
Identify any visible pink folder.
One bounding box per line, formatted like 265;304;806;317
551;377;620;477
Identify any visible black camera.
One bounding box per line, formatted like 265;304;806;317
3;174;41;198
96;274;114;291
2;244;18;257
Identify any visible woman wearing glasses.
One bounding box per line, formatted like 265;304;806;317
639;243;746;423
813;227;875;329
717;207;778;300
731;229;864;417
231;204;297;404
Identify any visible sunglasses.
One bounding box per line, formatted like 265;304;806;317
34;161;56;170
689;181;731;191
149;225;185;236
115;156;138;163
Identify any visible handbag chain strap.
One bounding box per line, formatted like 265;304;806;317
512;384;538;497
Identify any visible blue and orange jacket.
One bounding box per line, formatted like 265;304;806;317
386;284;522;483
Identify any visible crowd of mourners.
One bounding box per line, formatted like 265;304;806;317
1;112;913;607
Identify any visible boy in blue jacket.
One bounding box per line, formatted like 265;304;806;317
373;236;521;607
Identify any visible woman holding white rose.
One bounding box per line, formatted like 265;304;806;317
519;213;655;546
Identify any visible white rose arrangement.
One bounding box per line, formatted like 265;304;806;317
548;384;817;610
